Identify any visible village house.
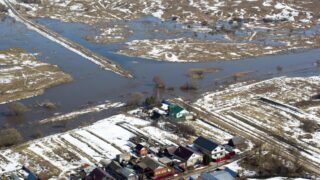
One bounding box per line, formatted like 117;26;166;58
136;156;173;179
105;160;137;180
85;167;115;180
116;153;132;165
164;145;178;157
168;104;188;120
135;143;148;156
173;146;203;168
120;168;139;180
193;136;227;162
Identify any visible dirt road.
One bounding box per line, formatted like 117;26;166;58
3;0;132;78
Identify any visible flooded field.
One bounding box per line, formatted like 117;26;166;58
0;15;320;141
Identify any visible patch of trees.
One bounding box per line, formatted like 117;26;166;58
7;102;30;116
127;92;144;106
180;82;198;91
241;144;304;178
300;120;318;133
153;76;165;89
0;3;8;13
0;128;23;147
164;121;196;138
203;154;212;165
144;96;157;107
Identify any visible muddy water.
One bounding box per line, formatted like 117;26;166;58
0;15;319;139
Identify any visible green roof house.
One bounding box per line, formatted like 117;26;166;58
168;105;188;119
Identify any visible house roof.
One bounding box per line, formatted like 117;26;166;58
166;145;178;156
224;167;238;178
138;157;163;171
88;168;115;180
120;167;136;178
169;105;184;114
199;172;216;180
173;146;195;161
159;157;173;164
135;144;146;151
194;136;219;151
107;161;122;173
211;170;235;180
230;136;245;145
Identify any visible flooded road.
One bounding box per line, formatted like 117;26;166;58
0;15;319;139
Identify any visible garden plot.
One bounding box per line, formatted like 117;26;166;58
0;48;72;104
190;119;233;144
195;76;320;112
0;114;185;178
194;75;320;166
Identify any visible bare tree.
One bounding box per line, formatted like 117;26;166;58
153;76;165;89
0;128;23;147
8;102;29;116
127;92;144;106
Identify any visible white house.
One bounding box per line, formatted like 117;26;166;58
193;136;226;160
173;146;203;167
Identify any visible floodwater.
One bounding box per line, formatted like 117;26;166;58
0;15;319;139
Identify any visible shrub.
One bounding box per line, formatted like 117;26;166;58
175;123;196;138
8;102;29;116
180;82;198;91
127;92;144;106
36;100;58;110
153;76;165;89
276;65;283;72
32;129;44;139
203;154;212;165
144;96;157;107
0;128;23;147
0;3;7;12
300;120;318;133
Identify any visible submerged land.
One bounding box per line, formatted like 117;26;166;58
0;0;319;179
10;0;320;62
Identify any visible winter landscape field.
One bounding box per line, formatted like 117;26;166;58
0;0;319;179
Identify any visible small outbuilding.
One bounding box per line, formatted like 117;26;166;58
135;144;148;156
228;136;245;147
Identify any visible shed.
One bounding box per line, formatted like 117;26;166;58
228;136;245;147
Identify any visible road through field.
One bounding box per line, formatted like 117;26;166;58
3;0;132;78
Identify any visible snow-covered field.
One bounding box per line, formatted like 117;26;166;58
7;0;320;62
118;35;320;62
0;114;183;178
11;0;319;27
194;76;320;169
